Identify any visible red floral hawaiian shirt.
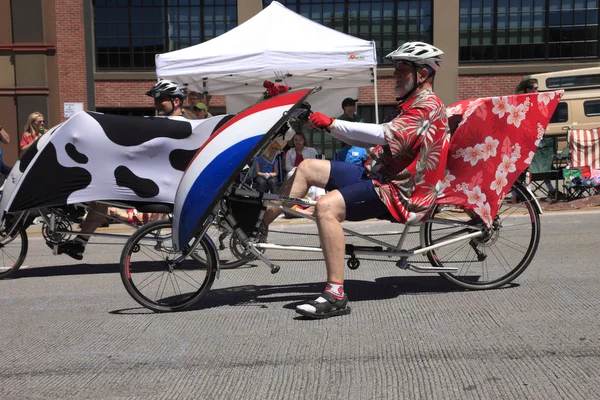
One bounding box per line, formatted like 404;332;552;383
366;88;451;224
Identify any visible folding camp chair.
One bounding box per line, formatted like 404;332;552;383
563;128;600;199
528;135;564;201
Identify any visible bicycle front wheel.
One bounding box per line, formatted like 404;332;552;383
0;224;28;280
420;182;541;290
120;220;218;312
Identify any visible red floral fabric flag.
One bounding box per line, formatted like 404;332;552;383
436;91;563;226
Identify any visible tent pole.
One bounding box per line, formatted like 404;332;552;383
373;67;379;123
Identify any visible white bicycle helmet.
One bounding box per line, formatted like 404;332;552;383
386;41;443;71
146;80;188;100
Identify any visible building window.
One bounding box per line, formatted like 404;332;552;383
358;104;399;123
547;73;600;88
94;0;237;70
264;0;433;65
550;102;568;123
584;99;600;115
460;0;600;62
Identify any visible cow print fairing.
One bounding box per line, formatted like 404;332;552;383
1;111;228;213
18;139;39;173
11;142;92;211
86;113;194;147
65;143;89;164
114;166;159;198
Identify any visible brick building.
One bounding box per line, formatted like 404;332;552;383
1;0;598;162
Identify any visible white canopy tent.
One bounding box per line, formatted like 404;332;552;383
155;1;379;119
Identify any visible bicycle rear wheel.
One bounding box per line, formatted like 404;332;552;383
0;224;28;280
420;182;540;290
120;219;217;312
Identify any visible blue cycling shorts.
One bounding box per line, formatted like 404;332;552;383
325;161;389;221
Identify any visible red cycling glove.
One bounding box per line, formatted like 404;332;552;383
309;112;334;131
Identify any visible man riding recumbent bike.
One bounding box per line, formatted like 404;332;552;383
118;82;563;316
0;109;235;279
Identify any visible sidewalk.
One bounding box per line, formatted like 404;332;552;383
540;194;600;211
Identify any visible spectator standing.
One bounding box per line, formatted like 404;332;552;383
187;91;201;109
285;131;318;179
186;91;213;118
337;97;364;123
193;102;210;119
336;98;367;166
20;112;45;152
254;152;279;193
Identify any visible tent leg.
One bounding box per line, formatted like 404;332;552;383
373;67;379;124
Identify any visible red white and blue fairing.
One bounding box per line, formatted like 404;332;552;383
173;89;312;250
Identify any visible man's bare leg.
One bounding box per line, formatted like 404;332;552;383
314;190;346;283
50;202;109;260
295;190;350;318
79;202;109;235
262;159;331;226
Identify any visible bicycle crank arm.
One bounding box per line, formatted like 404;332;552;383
245;242;281;274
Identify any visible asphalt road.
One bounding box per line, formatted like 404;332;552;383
0;211;599;400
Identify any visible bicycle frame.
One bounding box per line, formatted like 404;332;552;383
34;201;171;251
221;187;487;274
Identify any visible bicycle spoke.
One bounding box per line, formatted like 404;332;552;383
120;220;216;311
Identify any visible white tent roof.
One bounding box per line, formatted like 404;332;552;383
155;1;377;95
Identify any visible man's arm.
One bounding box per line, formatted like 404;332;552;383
0;127;10;144
310;113;385;147
330;120;386;147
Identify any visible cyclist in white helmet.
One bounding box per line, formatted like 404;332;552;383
260;41;451;319
146;80;196;119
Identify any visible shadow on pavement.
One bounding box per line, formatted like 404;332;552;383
110;276;466;315
9;263;120;278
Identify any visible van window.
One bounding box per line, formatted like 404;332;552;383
547;74;600;89
584;100;600;117
550;102;568;123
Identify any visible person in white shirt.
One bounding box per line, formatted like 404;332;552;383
285;132;318;179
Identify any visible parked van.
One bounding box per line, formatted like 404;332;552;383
525;67;600;135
